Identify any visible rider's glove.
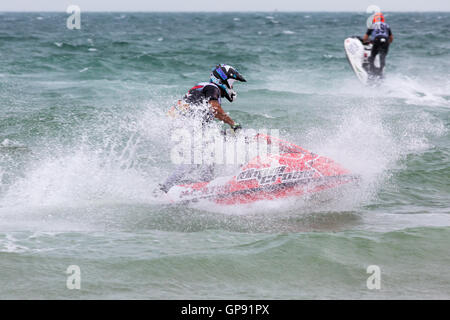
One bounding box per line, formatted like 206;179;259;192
230;90;237;102
231;123;242;133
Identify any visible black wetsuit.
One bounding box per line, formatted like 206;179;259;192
366;22;392;76
181;82;223;124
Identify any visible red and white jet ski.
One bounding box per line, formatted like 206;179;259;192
166;134;359;205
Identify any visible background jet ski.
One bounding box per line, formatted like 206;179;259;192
344;36;382;85
165;134;360;205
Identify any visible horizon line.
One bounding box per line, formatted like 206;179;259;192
1;10;449;13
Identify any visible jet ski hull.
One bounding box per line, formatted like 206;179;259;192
165;134;359;205
344;37;382;85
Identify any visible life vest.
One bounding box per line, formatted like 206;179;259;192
370;22;390;41
185;82;222;105
167;82;220;122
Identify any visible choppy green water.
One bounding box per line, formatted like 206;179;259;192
0;12;449;299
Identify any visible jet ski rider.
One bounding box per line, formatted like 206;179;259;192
167;64;245;130
362;12;394;76
156;64;247;195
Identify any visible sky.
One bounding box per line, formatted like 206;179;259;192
1;0;449;12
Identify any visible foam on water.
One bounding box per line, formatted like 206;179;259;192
0;98;177;230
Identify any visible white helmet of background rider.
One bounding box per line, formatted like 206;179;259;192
210;64;246;102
